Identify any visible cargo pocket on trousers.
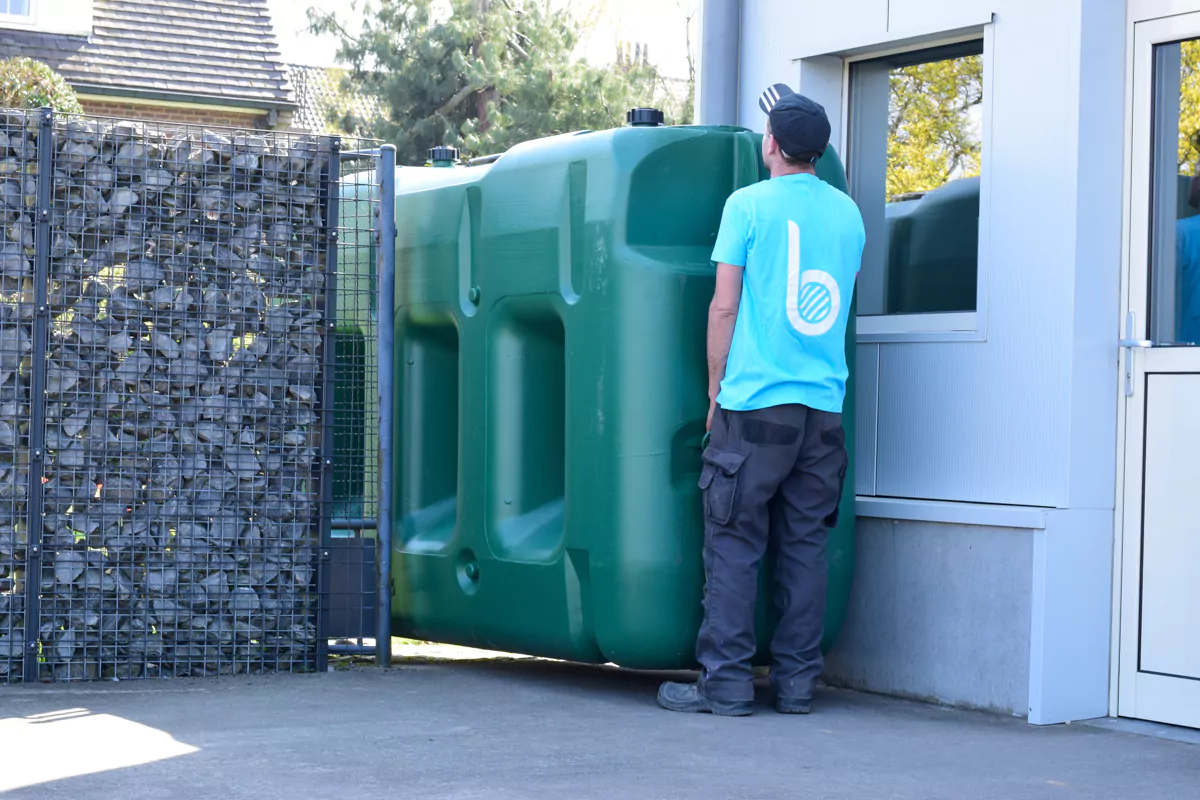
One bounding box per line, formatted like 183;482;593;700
699;447;747;526
824;450;849;529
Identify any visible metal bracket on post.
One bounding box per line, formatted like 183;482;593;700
23;107;53;682
315;136;342;673
375;144;397;668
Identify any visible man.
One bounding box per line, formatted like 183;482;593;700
658;85;865;716
1176;164;1200;345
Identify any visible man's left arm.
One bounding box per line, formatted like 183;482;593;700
707;262;743;431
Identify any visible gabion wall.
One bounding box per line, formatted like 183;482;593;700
0;108;380;682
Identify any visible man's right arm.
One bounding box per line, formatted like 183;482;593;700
706;194;750;429
707;262;744;405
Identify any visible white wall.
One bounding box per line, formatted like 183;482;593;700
738;0;1121;511
737;1;806;125
736;0;1127;721
889;0;989;31
0;0;94;36
862;0;1076;507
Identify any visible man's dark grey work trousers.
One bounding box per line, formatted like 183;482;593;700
696;403;847;703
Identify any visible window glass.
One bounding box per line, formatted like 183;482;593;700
1150;38;1200;345
849;41;984;316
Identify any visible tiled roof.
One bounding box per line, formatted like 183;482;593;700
287;64;384;135
0;0;295;109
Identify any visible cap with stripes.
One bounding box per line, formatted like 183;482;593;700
758;83;796;114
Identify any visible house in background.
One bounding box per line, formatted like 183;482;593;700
286;63;385;138
0;0;297;129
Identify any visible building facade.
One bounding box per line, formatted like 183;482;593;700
704;0;1200;728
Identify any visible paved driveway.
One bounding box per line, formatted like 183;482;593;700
1;656;1197;799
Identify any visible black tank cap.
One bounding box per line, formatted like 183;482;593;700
626;108;665;126
428;145;460;162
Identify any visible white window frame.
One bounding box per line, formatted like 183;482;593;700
0;0;34;26
843;26;996;344
0;1;93;37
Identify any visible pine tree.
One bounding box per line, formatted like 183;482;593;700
311;0;671;165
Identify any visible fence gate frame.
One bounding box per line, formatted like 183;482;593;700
320;144;396;668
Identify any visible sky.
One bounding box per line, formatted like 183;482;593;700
266;0;696;80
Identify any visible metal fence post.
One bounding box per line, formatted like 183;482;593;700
315;136;342;672
375;144;396;667
22;107;53;682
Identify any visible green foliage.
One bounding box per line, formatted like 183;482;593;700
0;57;83;114
887;54;983;201
1180;40;1200;172
311;0;675;165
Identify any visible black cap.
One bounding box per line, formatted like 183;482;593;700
428;145;459;162
626;107;665;126
758;83;830;162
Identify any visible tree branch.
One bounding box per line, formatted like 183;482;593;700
425;81;484;125
308;8;360;46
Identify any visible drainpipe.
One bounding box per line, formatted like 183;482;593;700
698;0;741;125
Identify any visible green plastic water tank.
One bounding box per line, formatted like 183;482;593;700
390;123;856;669
884;176;979;314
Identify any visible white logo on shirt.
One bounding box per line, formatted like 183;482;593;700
786;220;840;336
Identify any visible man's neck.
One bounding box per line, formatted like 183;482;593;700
770;164;816;179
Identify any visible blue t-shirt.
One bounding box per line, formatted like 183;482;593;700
711;173;865;413
1176;214;1200;344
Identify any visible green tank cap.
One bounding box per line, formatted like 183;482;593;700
428;145;460;167
626;107;664;127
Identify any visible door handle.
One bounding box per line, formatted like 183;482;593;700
1121;311;1152;397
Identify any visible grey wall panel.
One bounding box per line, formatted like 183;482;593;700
1065;0;1124;511
1028;509;1115;724
824;518;1034;714
888;0;990;30
736;0;801;128
874;338;1072;505
855;343;879;496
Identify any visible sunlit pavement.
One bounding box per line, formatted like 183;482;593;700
1;646;1197;799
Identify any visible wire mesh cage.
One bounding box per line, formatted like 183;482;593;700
0;108;388;682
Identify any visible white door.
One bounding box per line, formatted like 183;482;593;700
1120;10;1200;728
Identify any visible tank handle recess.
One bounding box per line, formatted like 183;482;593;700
427;145;460;167
626;107;665;127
